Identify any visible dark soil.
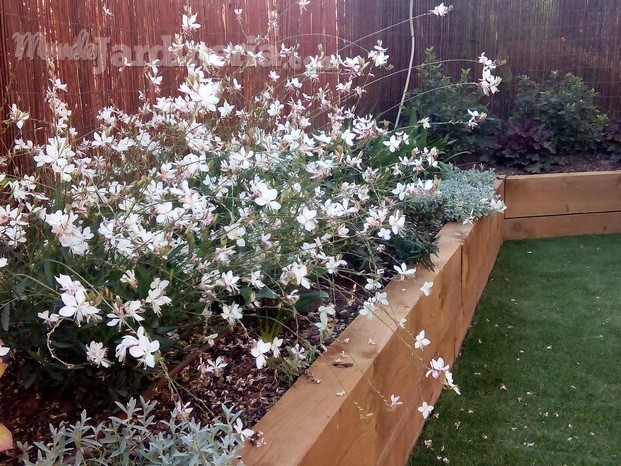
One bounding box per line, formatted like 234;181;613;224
455;152;621;176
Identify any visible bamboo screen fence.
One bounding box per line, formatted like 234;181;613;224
1;0;620;161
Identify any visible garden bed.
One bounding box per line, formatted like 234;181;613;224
241;170;621;466
240;186;505;466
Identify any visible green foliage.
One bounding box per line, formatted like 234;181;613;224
513;72;608;153
436;167;503;223
482;120;557;173
600;121;621;162
405;48;496;157
18;398;245;465
482;73;608;172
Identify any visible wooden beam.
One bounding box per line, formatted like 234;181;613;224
505;171;621;219
504;211;621;240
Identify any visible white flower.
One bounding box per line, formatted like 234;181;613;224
420;281;434;296
394;263;416;280
430;3;452;16
218;101;235;117
182;13;200;31
418;401;434;419
291;343;306;360
418;117;431;129
0;342;9;357
221;303;243;327
271;337;283;358
383;134;401;152
85;341;111;368
58;289;101;326
426;357;449;379
444;370;461;395
414;330;430;350
9;104;29;129
0;258;7;268
251;338;272;369
296;206;318;231
115;327;160;368
389;394;403;409
253;181;281;211
37;311;60;327
180;81;220;111
120;270;138;289
280;262;311;289
198;356;227;376
377;228;391;240
145;278;172;315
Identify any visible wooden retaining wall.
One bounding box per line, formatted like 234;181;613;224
240;182;506;466
503;171;621;240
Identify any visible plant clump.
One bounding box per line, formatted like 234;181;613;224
0;4;505;460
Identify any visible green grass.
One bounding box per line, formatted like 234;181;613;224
409;235;621;465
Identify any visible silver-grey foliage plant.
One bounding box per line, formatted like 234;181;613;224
18;398;244;466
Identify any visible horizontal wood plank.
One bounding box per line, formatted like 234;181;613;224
504;211;621;240
505;171;621;218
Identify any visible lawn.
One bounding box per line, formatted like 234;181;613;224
409;234;621;465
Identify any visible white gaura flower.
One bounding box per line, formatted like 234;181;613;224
180;81;220;111
426;357;449;379
444;370;461;395
37;310;60;327
420;281;434;296
58;289;101;326
221;302;243;327
280;262;311;289
418;401;434;419
0;341;10;357
0;258;7;268
430;3;452;17
296;206;318;232
394;263;416;280
115;326;160;368
182;13;200;31
253;181;281;211
250;338;272;369
389;394;403;409
9;104;29;129
383;134;401;153
414;330;430;350
215;271;241;293
218;101;235;117
120;269;138;289
145;278;172;316
377;228;391;240
271;337;283;358
107;299;144;328
418;117;431;129
85;341;111;368
388;211;406;235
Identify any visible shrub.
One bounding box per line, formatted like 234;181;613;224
405;48;499;157
0;8;505;409
436;166;505;223
530;72;607;153
18;398;246;465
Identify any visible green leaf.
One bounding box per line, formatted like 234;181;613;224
1;305;9;331
294;291;329;312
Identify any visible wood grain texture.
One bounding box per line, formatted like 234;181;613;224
504;211;621;240
504;171;621;219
